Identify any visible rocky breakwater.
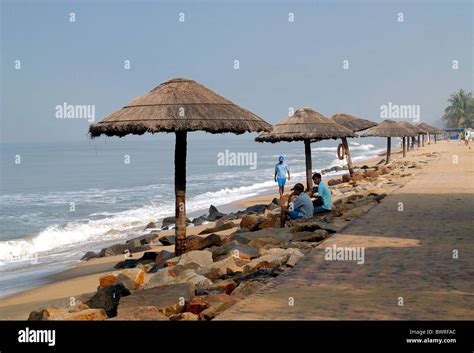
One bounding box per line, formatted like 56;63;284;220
30;156;437;320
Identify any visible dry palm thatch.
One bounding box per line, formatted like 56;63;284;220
256;107;355;190
89;78;271;137
362;119;415;164
330;113;378;132
417;122;442;134
330;113;378;176
417;123;443;144
398;121;424;135
89;78;271;255
397;121;424;156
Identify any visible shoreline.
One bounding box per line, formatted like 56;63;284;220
0;145;410;319
0;144;391;296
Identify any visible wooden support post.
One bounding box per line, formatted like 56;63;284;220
304;139;313;192
342;137;354;177
386;137;391;164
175;131;187;256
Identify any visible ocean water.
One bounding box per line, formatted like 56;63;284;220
0;134;387;297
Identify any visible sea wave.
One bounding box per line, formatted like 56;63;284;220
0;179;279;264
0;142;384;265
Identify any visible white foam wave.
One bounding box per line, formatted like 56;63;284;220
0;179;279;264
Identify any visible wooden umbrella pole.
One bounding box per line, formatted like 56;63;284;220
341;137;354;177
435;134;437;143
386;137;391;164
402;137;406;158
175;131;187;256
417;134;421;148
304;139;313;192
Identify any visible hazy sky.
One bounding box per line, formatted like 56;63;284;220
1;0;472;143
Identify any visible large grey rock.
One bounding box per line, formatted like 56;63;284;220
51;309;108;321
290;220;338;234
197;257;243;281
81;251;100;261
110;306;169;321
199;279;237;295
173;269;213;287
144;222;157;229
118;283;195;316
161;216;191;229
116;268;145;290
186;233;223;251
243;253;292;273
169;312;199;321
145;267;176;288
99;243;151;257
176;250;213;267
227;243;259;260
244;204;267;214
292;229;330;242
234;228;294;244
207;205;224;221
198;294;237;320
198;222;234;235
231;281;263;298
85;283;131;318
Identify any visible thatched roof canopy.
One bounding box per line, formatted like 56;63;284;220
330;113;377;132
362;119;416;137
255;107;356;143
398;121;425;134
417;123;443;134
89;78;272;137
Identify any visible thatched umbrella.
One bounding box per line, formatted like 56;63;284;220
89;78;271;255
415;123;429;147
330;113;377;176
418;123;442;144
362;119;415;164
397;121;423;155
255;107;355;191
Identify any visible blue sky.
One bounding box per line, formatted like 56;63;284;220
1;0;472;143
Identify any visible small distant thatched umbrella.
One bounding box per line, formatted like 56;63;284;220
415;123;429;147
256;107;355;191
89;78;271;255
330;113;377;176
362;119;415;164
418;123;442;144
398;121;423;155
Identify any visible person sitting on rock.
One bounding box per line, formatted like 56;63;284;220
280;183;313;227
312;173;332;214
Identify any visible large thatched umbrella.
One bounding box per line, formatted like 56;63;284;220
398;121;423;155
362;119;415;164
89;78;271;255
418;123;442;144
330;113;377;176
255;107;355;191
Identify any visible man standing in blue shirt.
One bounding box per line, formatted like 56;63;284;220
312;173;332;213
274;155;290;198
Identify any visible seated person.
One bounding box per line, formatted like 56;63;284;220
312;173;332;213
281;183;314;226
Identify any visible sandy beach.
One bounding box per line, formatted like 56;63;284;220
0;142;456;321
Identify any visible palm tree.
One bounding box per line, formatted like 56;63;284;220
442;89;474;128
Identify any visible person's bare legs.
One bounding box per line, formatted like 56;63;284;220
280;208;289;228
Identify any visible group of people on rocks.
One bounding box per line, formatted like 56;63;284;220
274;156;332;227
